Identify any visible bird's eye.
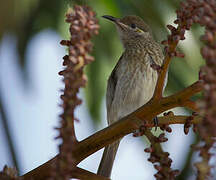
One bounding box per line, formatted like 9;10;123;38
131;23;136;29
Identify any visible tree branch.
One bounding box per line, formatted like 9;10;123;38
23;159;109;180
21;79;203;179
72;167;110;180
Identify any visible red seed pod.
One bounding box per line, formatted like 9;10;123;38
159;133;165;138
184;126;190;135
199;69;205;80
164;152;170;157
192;15;200;23
165;126;172;133
144;147;154;153
163;112;168;116
154;172;163;179
160;126;165;131
174;19;180;24
148;156;157;163
175;51;185;58
60;40;71;46
133;132;139;137
74;118;80;122
154;164;163;171
186;116;194;121
167;25;177;33
172;169;180;176
193;124;198;133
164;46;169;55
172;35;181;42
179;29;186;39
203;16;212;26
167;111;174;116
158;133;168;142
161;40;168;45
69;56;78;64
169;52;176;57
59;70;66;76
159;136;168;143
192;112;199;116
201;31;214;42
186;19;193;29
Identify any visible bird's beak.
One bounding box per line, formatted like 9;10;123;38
102;15;126;31
102;15;118;22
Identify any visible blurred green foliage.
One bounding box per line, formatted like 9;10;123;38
1;1;205;177
0;0;204;124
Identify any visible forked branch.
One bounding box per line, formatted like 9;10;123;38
22;78;203;179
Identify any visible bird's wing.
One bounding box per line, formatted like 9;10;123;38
106;54;123;114
147;43;168;91
147;42;164;66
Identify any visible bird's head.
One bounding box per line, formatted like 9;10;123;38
102;15;153;48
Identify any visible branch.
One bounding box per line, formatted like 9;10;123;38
153;50;174;100
154;115;202;126
72;167;110;180
23;159;109;180
22;80;203;179
153;24;186;100
22;158;56;180
135;80;203;121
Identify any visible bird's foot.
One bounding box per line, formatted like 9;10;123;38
153;116;159;131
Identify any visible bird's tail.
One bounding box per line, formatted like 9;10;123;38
97;140;120;178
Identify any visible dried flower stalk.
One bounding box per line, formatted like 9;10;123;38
158;0;216;179
0;165;18;180
51;5;99;179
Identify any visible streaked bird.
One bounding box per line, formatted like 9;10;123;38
98;15;165;178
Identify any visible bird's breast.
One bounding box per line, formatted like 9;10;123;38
113;53;158;120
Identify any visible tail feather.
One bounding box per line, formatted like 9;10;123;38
97;140;120;178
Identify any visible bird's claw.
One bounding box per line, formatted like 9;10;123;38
153;116;159;131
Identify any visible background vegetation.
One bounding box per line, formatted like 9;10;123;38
0;0;205;179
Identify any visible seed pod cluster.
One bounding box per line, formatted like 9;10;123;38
163;0;216;179
144;132;180;180
52;5;99;179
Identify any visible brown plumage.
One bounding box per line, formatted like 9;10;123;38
97;15;165;178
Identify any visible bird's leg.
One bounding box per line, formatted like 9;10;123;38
153;116;159;131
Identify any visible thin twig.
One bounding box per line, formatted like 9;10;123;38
0;94;20;173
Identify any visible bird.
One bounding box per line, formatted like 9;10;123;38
97;15;166;178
